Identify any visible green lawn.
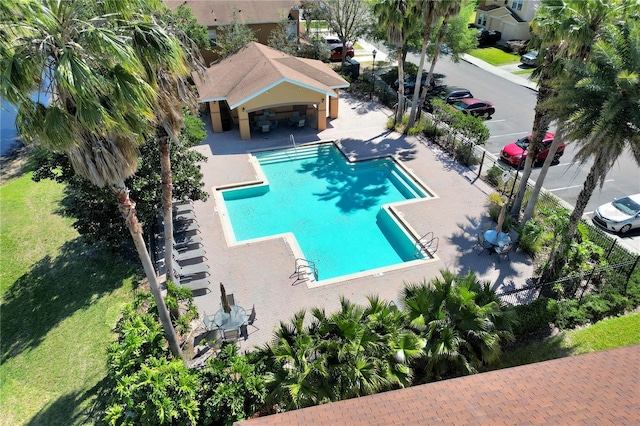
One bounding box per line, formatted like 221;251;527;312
470;47;521;66
491;312;640;370
0;172;137;425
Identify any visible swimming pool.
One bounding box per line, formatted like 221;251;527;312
216;143;434;283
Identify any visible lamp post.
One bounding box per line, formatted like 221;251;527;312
370;49;377;100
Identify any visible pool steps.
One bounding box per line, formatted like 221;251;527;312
256;144;332;165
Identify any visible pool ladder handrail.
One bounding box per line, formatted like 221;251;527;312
290;134;297;155
415;232;438;258
292;258;318;282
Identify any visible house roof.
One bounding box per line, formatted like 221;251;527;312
164;0;302;26
237;345;640;425
193;42;349;109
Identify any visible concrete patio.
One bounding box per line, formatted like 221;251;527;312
182;92;535;351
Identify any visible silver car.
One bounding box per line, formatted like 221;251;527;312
520;51;538;66
593;194;640;234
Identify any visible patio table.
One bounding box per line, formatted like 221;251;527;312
483;230;511;250
213;305;248;331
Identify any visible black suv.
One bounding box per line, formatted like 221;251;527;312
423;87;473;112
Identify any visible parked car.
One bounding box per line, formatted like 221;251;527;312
451;98;495;118
329;44;354;61
477;29;501;46
593;194;640;234
322;35;352;47
520;51;538;66
424;86;473;112
500;132;564;168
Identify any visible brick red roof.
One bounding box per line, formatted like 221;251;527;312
237;345;640;425
193;42;349;108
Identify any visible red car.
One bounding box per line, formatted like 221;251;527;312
451;98;495;118
500;132;565;168
329;43;354;61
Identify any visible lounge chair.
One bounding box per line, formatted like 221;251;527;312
173;234;203;248
174;221;200;235
172;247;207;263
178;276;210;293
173;203;194;214
173;262;209;279
174;211;196;223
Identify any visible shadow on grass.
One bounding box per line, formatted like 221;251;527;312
26;376;111;426
0;237;137;364
486;333;576;372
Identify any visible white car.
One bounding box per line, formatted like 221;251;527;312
593;194;640;234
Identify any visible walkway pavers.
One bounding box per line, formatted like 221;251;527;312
186;93;534;351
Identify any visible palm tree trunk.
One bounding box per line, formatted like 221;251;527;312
419;16;450;113
159;136;175;284
521;134;565;224
396;45;406;124
112;182;183;361
407;27;430;128
540;153;606;283
509;52;555;218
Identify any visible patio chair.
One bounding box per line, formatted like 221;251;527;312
495;243;513;263
172;247;207;263
247;305;256;325
295;118;305;129
270;119;278;130
205;328;224;349
240;324;249;341
226;293;235;307
202;311;217;331
476;232;489;255
261;124;270;133
223;328;240;343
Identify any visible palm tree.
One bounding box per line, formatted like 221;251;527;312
417;0;464;114
401;270;514;382
133;12;206;284
258;311;329;410
1;0;183;358
515;0;626;224
372;0;420;124
541;18;640;281
311;296;424;399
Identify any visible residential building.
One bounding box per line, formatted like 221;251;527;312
164;0;303;64
475;0;540;41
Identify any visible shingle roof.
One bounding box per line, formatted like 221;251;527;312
237;345;640;425
193;42;349;109
164;0;302;26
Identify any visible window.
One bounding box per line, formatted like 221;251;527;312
207;29;217;46
511;0;523;11
477;13;487;27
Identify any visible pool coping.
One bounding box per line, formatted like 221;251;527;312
212;140;441;288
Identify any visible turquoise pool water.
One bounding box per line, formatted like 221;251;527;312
221;143;429;281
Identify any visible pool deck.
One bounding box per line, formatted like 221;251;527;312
184;93;534;352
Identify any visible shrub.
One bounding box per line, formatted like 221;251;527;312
555;299;589;329
486;166;503;187
454;141;478;166
518;217;545;257
511;297;559;336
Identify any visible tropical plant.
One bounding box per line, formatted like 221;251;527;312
198;344;266;425
256;310;329;411
541;15;640;282
311;296;424;399
0;0;183;358
400;270;515;383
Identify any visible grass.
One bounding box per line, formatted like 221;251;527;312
469;47;521;66
491;312;640;370
513;68;535;75
0;172;137;425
